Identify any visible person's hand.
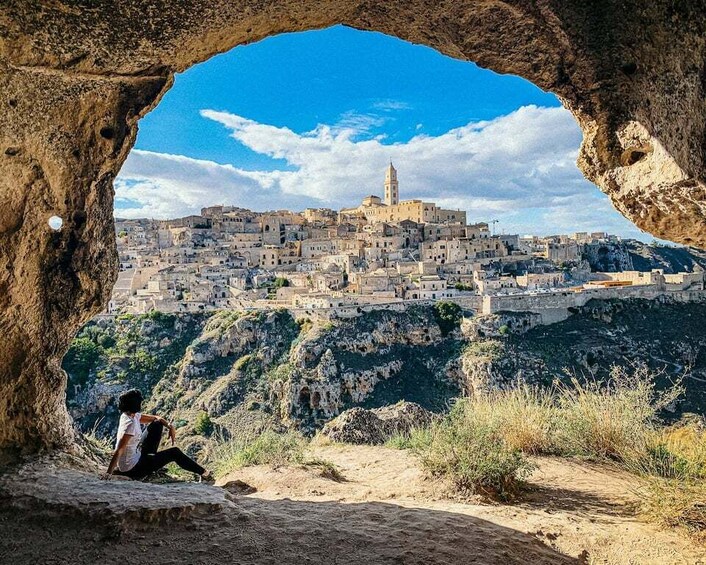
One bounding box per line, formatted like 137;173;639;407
168;424;176;446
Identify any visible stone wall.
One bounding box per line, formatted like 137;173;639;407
483;287;706;323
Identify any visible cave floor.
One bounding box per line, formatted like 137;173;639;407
1;445;703;564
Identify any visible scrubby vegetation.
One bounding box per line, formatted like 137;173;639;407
411;405;535;498
63;312;207;391
462;339;504;361
633;425;706;540
432;301;463;336
194;412;214;436
211;429;341;481
213;430;306;475
388;365;705;538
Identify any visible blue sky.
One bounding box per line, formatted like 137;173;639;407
116;25;648;239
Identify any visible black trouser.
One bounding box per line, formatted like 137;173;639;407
119;421;205;480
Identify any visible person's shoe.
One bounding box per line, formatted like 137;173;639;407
198;470;215;484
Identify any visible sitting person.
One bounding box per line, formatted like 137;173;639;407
101;389;213;482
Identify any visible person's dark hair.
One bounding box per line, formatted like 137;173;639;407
118;389;143;414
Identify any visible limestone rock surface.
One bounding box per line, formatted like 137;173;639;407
0;463;234;533
321;401;435;445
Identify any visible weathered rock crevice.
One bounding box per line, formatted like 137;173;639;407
1;1;705;451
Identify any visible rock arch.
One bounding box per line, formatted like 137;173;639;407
1;1;705;452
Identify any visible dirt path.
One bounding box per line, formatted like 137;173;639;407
2;445;703;564
228;444;706;564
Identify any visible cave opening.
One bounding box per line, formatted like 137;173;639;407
1;3;704;454
63;24;644;445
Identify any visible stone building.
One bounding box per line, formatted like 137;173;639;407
340;164;467;226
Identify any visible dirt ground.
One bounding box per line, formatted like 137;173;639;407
1;444;704;564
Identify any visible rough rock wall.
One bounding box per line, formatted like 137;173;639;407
0;62;168;451
582;242;634;273
1;1;706;451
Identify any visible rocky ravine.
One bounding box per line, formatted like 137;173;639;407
65;305;465;453
462;297;706;419
65;298;706;453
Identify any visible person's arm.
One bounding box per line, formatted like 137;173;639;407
139;413;168;425
101;433;132;479
140;413;176;445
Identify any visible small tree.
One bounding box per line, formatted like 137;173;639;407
433;301;463;336
194;412;214;436
63;337;102;385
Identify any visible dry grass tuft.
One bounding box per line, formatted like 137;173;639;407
212;429;342;481
393;363;705;540
212;430;307;477
636;477;706;541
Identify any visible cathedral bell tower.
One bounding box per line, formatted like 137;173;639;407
384;162;399;206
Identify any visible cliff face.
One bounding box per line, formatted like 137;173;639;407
581;239;706;274
65;305;464;451
624;241;706;274
583;242;634;272
473;298;706;419
64;299;706;453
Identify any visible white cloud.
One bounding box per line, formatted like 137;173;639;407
334;111;388;136
115;105;646;238
372;99;413;111
114;150;323;219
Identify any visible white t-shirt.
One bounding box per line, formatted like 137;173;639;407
115;412;142;472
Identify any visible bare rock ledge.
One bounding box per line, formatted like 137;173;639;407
0;465;234;532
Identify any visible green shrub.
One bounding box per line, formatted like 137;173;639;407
274;277;290;288
433;301;463;336
266;362;293;383
97;333;116;349
128;349;158;373
194;412;214;436
498;324;509;335
416;403;534;498
173;418;188;429
63;337;103;384
144;310;174;325
463;340;504;360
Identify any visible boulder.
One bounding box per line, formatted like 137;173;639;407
321;402;435;445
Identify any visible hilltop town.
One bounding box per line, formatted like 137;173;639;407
112;164;706;321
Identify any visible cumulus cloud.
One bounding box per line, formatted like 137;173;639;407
114;151;323;219
115;105;646;238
